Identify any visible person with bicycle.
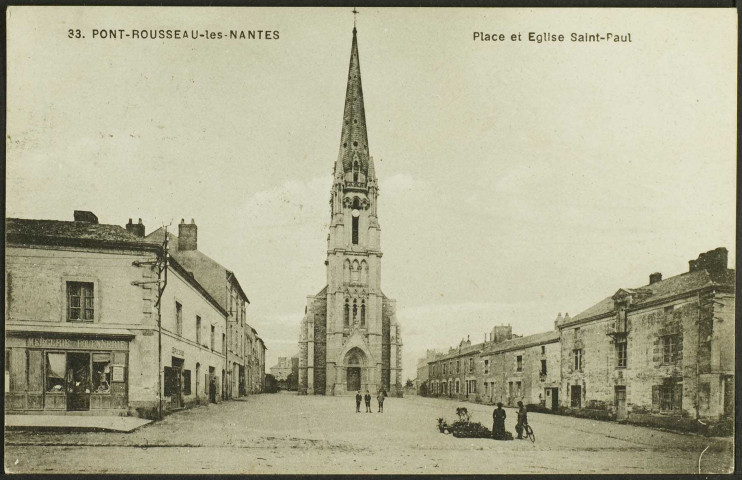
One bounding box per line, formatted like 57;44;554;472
515;401;528;440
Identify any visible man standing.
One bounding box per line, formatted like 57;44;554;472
355;391;362;413
364;390;372;413
377;389;385;413
492;402;506;439
515;401;528;439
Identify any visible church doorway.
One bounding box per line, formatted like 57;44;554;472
347;368;361;391
344;347;367;393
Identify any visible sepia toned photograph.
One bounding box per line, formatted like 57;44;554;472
4;5;737;474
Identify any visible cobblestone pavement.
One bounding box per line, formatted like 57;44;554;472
4;392;734;474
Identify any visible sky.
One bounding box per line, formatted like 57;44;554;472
6;7;737;379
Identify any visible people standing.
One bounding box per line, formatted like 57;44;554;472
515;401;528;439
364;390;372;413
492;402;506;439
355;390;362;413
377;389;385;413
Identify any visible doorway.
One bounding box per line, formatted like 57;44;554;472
615;386;627;420
209;367;216;403
551;388;559;410
570;385;582;408
66;352;90;411
347;367;361;392
170;357;184;409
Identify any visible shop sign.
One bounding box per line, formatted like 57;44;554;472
112;366;125;382
29;337;129;351
172;347;185;357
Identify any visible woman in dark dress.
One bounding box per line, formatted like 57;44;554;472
492;402;507;439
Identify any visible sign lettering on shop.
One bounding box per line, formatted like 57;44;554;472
172;347;185;357
29;337;128;350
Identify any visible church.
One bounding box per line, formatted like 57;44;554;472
298;23;403;396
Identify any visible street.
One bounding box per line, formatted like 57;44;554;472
4;392;734;474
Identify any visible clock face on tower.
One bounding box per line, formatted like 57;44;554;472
351;209;360;217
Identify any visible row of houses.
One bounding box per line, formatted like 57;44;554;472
419;247;735;431
5;211;266;419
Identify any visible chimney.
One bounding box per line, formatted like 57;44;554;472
689;247;728;274
125;218;145;237
73;210;98;224
649;272;662;284
178;218;198;251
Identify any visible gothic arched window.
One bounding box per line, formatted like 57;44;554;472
361;301;366;327
351;261;360;284
344;300;350;327
352;300;358;321
353;160;359;182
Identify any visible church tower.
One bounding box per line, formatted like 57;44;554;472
299;22;402;396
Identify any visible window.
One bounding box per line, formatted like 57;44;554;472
616;340;627;368
516;355;523;372
485;382;489;395
92;353;111;393
484;359;489;375
46;352;66;392
573;349;583;371
67;282;94;321
469;358;474;373
352;216;359;244
516;381;522;397
617;306;628;332
352;300;358;322
471;380;477;394
222;333;226;355
656;382;683;412
175;302;183;336
541;359;547;375
5;350;10;393
541;345;546;354
662;335;680;363
455;380;460;394
210;325;216;350
344;300;350;327
196;316;202;344
443;363;447;375
360;302;366;327
183;370;192;395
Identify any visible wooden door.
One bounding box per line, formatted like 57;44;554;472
615;386;627;420
347;367;361;392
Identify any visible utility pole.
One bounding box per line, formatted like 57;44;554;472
132;225;169;420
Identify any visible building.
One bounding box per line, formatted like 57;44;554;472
415;349;442;396
270;357;293;381
147;219;259;399
5;211;228;418
298;24;402;396
557;247;735;427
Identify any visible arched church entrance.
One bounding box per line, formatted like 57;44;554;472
344;348;366;393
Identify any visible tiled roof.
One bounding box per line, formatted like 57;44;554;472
484;330;560;354
562;268;734;327
6;218;154;245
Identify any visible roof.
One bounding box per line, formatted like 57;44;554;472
147;227;250;310
335;27;372;178
168;256;228;317
6;218;158;251
560;267;735;328
484;330;560;354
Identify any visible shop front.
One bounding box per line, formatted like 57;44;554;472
6;334;131;414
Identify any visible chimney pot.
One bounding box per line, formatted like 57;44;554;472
138;218;142;224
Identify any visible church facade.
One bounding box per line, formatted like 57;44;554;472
298;25;402;396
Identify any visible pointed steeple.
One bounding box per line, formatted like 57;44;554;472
336;26;370;181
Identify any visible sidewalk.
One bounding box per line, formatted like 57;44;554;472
5;415;152;433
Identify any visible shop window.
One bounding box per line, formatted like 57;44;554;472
46;352;66;392
183;370;192;395
67;282;94;321
92;353;111;393
516;355;523;372
616;340;627;368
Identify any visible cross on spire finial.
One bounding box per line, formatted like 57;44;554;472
352;7;358;29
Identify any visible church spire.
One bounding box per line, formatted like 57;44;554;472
336;21;370;181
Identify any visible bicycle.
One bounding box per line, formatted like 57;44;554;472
524;423;535;443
